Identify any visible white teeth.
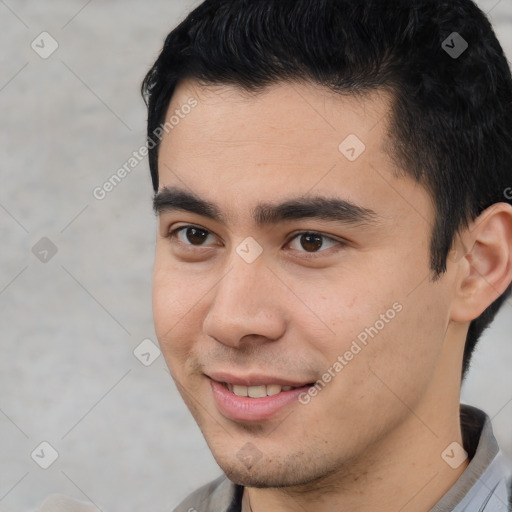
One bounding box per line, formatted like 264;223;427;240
248;385;267;398
232;385;248;397
266;384;282;396
228;383;297;397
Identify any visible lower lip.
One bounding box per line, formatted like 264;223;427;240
210;379;311;422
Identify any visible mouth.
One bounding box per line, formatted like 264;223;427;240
207;374;315;422
222;382;304;397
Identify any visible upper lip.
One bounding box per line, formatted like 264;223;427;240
207;371;312;388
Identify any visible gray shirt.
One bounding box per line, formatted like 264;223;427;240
172;405;512;512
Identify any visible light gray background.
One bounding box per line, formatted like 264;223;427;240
0;1;511;510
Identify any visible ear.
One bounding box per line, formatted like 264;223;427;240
450;203;512;323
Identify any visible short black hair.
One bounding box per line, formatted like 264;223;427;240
141;0;512;379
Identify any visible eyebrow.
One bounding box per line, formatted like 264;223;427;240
153;186;378;227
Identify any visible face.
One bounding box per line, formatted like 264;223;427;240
152;79;459;487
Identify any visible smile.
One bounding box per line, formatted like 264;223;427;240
223;383;299;397
208;374;314;422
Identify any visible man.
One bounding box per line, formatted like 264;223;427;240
142;0;512;510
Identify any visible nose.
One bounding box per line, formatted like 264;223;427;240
203;254;287;349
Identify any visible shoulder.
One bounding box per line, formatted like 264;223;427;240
173;474;241;512
35;494;102;512
509;476;512;511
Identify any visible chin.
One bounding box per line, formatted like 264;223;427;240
222;465;297;488
212;447;329;489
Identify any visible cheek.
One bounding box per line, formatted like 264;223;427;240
152;271;181;340
294;270;393;347
152;253;208;334
152;265;199;365
359;288;450;405
307;265;446;390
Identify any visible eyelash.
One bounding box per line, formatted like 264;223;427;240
165;224;344;258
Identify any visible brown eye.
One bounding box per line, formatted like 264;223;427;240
169;225;215;246
287;231;341;256
300;233;324;252
183;227;209;245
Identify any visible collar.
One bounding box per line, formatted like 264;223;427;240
428;404;511;511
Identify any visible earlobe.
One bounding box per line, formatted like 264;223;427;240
450;203;512;323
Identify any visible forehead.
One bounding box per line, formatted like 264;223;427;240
156;79;432;228
163;78;392;150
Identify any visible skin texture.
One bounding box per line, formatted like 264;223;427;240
152;78;512;512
